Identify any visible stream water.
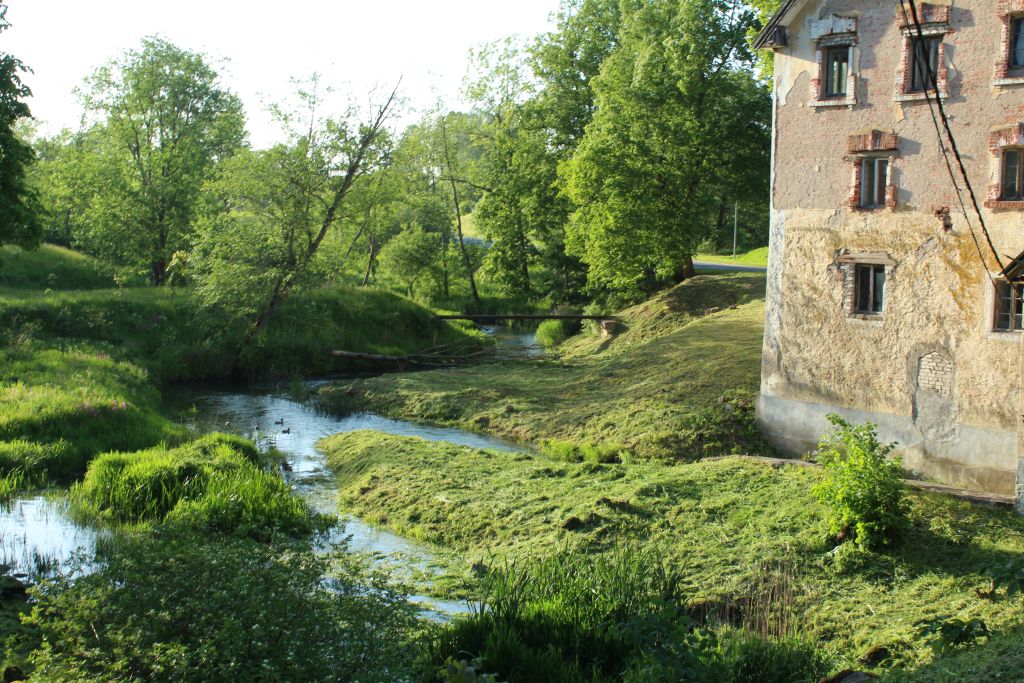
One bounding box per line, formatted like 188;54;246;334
0;328;537;616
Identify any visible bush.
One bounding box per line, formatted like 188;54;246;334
812;414;908;549
71;434;321;540
25;532;418;682
536;319;581;348
719;630;827;683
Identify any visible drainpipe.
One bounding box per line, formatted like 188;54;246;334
1017;457;1024;515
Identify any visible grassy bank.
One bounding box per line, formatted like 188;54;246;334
321;273;768;461
321;430;1024;676
694;247;769;268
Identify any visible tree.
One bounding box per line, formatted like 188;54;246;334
377;223;442;297
0;4;41;249
562;0;768;297
76;37;245;285
192;77;399;354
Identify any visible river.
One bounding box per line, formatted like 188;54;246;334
0;327;537;615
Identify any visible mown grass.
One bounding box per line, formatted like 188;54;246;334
694;247;769;268
71;433;322;540
320;431;1024;676
0;244;115;291
322;274;769;460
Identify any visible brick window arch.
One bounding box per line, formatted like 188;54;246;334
985;123;1024;208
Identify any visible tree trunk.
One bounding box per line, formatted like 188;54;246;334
440;118;481;304
362;234;376;286
151;258;166;286
674;255;696;282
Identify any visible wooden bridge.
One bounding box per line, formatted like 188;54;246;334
436;314;611;322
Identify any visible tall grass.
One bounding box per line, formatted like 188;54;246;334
71;434;321;540
429;549;827;683
0;244;115;291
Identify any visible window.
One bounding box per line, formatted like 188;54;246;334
860;158;889;209
824;46;849;98
1002;149;1024;200
855;265;886;315
910;36;941;92
994;280;1024;331
1012;18;1024;68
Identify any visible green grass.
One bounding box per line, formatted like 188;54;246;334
320;430;1024;676
71;433;321;540
322;274;769;460
0;244;115;291
0;346;185;481
694;247;769;268
0;284;481;382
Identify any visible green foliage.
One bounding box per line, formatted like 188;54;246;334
71;434;320;540
915;618;990;654
378;222;445;298
192;75;396;352
0;5;41;250
74;37;246;285
535;318;580;347
813;415;909;549
563;0;769;297
24;532;418;682
982;558;1024;597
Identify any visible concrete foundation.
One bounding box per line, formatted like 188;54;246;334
758;394;1019;496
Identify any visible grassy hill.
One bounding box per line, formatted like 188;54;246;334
0;244;115;291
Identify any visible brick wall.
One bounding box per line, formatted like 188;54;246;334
918;352;954;397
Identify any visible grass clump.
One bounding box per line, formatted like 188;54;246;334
24;531;418;682
535;318;580;348
71;433;319;540
813;415;909;549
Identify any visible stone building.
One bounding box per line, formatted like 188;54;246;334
753;0;1024;500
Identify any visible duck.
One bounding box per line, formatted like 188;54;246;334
274;418;285;426
281;427;291;434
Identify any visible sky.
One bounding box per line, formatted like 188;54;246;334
3;0;558;148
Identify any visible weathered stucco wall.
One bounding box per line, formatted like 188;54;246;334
759;0;1024;495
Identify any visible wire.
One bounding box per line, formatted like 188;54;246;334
899;0;1005;281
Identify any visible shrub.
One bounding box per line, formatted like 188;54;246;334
25;532;418;682
812;414;908;549
536;319;581;348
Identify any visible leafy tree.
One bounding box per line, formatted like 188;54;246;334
378;222;443;298
192;76;398;353
563;0;768;298
0;4;41;249
76;37;245;285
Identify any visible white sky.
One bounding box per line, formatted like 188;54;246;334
3;0;558;148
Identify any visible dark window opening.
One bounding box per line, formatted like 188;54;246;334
860;158;889;209
824;46;849;98
1012;17;1024;68
910;36;941;92
994;280;1024;332
855;264;886;315
1001;149;1024;200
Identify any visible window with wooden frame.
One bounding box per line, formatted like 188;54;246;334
909;35;941;92
1012;17;1024;68
855;264;886;315
823;46;850;98
1001;148;1024;200
859;158;889;209
993;280;1024;332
